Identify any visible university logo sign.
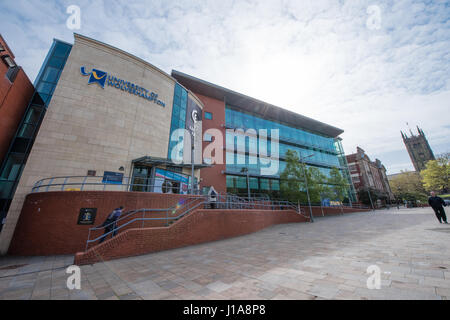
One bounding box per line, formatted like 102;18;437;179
80;67;107;88
80;66;165;107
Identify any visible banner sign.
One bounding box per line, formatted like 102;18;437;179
102;171;124;184
186;97;202;136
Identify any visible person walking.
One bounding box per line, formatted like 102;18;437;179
99;206;124;243
428;192;447;224
208;186;218;209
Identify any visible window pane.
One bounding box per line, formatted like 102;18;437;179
236;176;247;188
53;43;71;58
260;179;270;190
24;105;43;124
17;123;35;139
42;66;59;83
37;81;54;95
226;175;234;188
6;66;19;82
48;57;64;69
0;153;25;180
270;180;280;191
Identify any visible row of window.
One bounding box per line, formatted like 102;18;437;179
225;152;340;178
225;107;337;153
224;131;341;168
226;175;280;191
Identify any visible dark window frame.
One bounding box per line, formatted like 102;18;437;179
204;112;213;120
1;55;16;68
5;66;19;83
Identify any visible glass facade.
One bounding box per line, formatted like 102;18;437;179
0;40;72;230
167;83;188;161
225;105;356;201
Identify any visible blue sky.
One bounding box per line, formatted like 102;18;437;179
1;0;449;174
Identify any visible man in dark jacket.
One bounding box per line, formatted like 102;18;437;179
99;206;124;243
428;192;447;224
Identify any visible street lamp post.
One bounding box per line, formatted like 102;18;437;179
300;154;314;222
367;187;375;211
191;137;195;195
240;167;251;199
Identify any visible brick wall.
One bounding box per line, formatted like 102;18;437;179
196;93;227;194
9;190;369;259
74;208;309;265
8;191;204;256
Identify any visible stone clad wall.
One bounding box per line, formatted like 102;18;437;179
0;34;204;254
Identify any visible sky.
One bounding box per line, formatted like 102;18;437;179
1;0;449;174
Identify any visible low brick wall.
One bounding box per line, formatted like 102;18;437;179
9;191;369;258
8;191;203;256
74;208;308;265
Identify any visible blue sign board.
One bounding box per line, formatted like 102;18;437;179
102;171;124;184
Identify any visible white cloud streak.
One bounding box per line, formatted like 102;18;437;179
1;0;449;174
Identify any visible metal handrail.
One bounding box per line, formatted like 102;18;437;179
85;194;309;251
85;196;207;250
31;175;201;194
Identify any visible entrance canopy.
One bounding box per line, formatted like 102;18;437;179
132;156;211;169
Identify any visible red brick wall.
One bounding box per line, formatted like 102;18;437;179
8;191;204;256
0;36;34;163
196;93;227;193
74;208;309;265
9;191;370;259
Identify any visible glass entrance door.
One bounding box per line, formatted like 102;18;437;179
131;166;151;192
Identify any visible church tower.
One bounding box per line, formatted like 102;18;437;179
401;126;435;172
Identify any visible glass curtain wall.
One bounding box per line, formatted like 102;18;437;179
0;40;72;231
225;105;356;201
167;83;187;162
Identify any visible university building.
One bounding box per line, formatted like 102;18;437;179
0;34;35;231
172;71;356;201
346;147;395;206
0;33;358;256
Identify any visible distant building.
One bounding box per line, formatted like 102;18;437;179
0;34;35;169
346;147;395;204
0;34;35;230
401;126;435;171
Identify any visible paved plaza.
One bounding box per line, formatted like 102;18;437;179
0;207;449;300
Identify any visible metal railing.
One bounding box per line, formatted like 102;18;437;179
85;193;310;251
85;195;206;250
31;175;201;194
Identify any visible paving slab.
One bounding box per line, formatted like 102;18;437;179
0;207;449;299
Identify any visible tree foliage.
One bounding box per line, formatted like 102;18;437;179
326;167;349;202
280;149;328;203
280;150;305;202
420;155;449;193
390;170;427;202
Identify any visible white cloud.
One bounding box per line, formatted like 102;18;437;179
1;0;449;174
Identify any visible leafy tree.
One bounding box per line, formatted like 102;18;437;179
308;166;330;204
280;149;327;203
421;155;449;194
326;167;349;203
390;170;427;202
280;150;305;202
